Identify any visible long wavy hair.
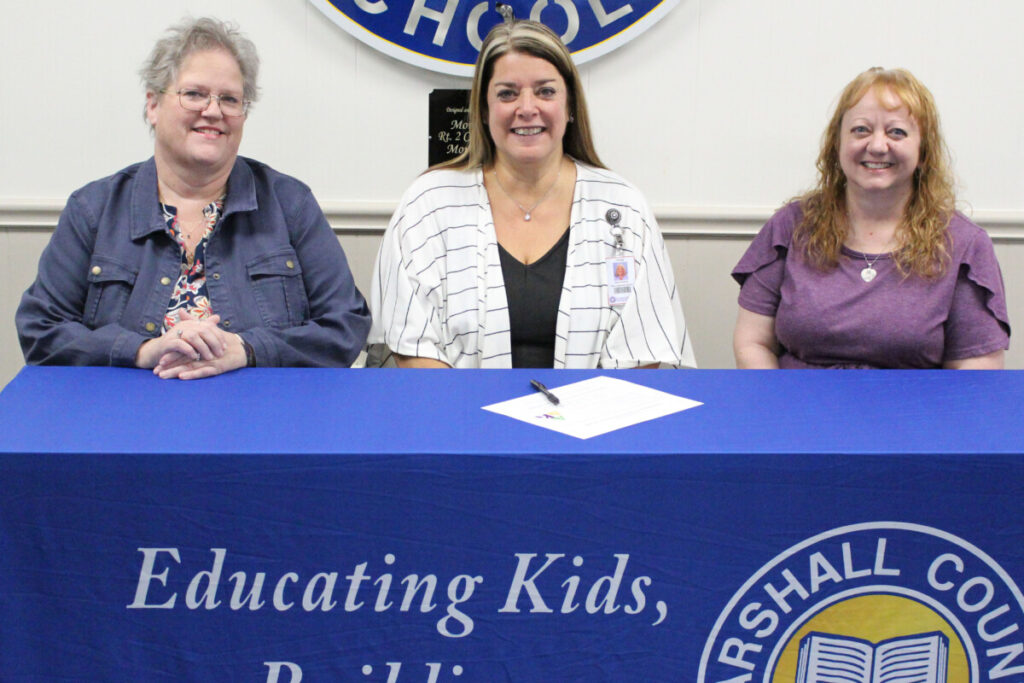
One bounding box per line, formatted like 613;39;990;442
796;67;955;277
436;19;604;171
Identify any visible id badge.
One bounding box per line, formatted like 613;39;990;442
606;256;636;306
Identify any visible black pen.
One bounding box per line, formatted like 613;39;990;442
530;379;560;405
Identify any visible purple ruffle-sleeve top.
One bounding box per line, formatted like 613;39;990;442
732;202;1010;369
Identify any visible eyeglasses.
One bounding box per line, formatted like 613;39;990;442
162;88;249;117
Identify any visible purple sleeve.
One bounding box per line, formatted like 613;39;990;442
943;227;1011;361
732;203;800;317
736;259;784;316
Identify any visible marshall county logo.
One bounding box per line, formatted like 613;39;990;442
698;522;1024;683
309;0;679;76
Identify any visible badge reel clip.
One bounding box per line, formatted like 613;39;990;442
606;209;624;253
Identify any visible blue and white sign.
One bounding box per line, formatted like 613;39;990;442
699;522;1024;683
310;0;679;77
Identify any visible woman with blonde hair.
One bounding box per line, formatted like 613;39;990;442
369;19;694;368
732;67;1009;369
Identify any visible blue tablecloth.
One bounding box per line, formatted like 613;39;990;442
2;367;1023;681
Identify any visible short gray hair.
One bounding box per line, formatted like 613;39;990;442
140;17;260;123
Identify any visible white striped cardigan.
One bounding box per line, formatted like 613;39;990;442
369;161;696;368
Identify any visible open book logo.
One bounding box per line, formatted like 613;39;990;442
698;522;1024;683
796;631;948;683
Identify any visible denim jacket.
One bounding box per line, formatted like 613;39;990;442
17;156;371;367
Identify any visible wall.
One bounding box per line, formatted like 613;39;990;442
2;0;1022;387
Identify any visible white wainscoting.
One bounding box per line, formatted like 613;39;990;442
3;202;1021;389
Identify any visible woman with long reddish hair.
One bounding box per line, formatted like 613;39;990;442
732;67;1009;369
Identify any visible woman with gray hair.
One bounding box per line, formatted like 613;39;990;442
370;19;695;368
17;17;370;378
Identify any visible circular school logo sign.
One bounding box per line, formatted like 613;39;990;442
309;0;679;76
698;522;1024;683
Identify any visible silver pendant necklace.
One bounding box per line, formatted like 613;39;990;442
860;252;882;282
492;163;562;221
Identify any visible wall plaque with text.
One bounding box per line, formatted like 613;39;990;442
429;89;471;167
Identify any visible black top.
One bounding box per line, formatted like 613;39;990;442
498;229;570;368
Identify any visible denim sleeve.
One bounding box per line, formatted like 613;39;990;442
16;194;149;366
238;189;371;367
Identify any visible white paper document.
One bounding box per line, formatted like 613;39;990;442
482;376;703;439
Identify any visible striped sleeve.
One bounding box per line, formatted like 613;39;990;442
369;170;491;367
370;187;440;363
571;166;696;369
